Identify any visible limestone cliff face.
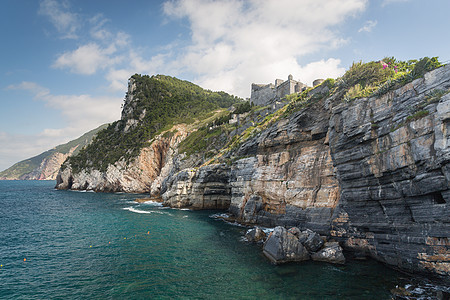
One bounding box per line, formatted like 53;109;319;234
227;102;340;233
56;125;188;193
23;148;76;180
160;65;449;277
328;65;450;276
161;164;231;209
0;124;107;181
53;66;449;277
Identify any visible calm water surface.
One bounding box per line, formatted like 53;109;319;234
0;181;446;299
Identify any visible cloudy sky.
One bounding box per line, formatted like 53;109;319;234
1;0;449;171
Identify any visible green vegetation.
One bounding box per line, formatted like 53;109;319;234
178;126;224;157
225;105;288;152
0;124;108;178
406;110;429;122
372;57;443;97
283;57;444;114
65;74;242;173
424;89;449;104
233;101;253;114
284;86;326;114
337;57;443;101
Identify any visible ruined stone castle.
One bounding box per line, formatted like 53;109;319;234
250;75;306;106
250;75;324;106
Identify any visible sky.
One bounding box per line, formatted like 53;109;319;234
1;0;450;171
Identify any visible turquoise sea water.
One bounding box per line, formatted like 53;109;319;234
0;180;445;299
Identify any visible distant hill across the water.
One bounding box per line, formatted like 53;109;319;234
0;124;108;180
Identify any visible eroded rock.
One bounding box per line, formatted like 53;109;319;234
245;227;266;243
263;226;310;263
311;242;345;264
303;230;325;252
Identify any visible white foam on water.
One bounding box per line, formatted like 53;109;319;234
261;227;274;234
123;207;152;214
209;213;230;219
140;200;163;207
123;206;172;216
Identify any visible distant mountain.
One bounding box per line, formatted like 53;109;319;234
0;124;108;180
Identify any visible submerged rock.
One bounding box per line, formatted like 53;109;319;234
311;242;345;264
263;226;309;263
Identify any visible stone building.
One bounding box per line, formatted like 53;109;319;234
250;75;307;106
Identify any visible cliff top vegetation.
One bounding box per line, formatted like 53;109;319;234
64;75;242;173
286;56;443;113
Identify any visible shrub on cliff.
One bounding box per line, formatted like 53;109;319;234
65;75;242;173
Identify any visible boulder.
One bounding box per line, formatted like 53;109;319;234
311;242;345;264
245;227;266;243
288;227;301;237
303;230;324;252
263;226;309;263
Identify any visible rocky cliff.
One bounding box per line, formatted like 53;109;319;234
55;61;449;278
160;64;450;277
56;125;189;193
327;65;450;277
0;124;107;180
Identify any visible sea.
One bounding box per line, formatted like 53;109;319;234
0;180;448;299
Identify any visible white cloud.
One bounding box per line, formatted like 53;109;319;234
0;124;104;171
53;43;122;75
162;0;368;96
2;80;122;170
105;51;169;92
358;20;378;33
8;81;122;131
38;0;79;39
1;81;121;171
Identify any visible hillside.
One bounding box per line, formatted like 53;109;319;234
0;124;108;180
55;57;449;278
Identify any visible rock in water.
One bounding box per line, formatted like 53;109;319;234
263;226;309;263
245;227;266;243
303;230;325;252
311;242;346;264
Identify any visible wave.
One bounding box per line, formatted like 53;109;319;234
122;206;172;216
122;207;152;214
140;200;163;207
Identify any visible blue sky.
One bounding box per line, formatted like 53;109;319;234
1;0;449;171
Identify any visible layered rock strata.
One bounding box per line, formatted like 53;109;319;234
161;164;231;209
328;65;450;276
228;100;340;234
161;65;450;277
261;226;345;264
55;66;450;277
56;126;189;193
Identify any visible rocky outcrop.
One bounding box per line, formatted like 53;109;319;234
56;125;189;193
53;65;449;278
245;227;266;243
22;149;76;180
1;124;107;180
311;242;345;264
261;226;344;264
161;164;231;209
263;226;310;263
160;65;449;277
228;96;340;234
328;65;450;277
